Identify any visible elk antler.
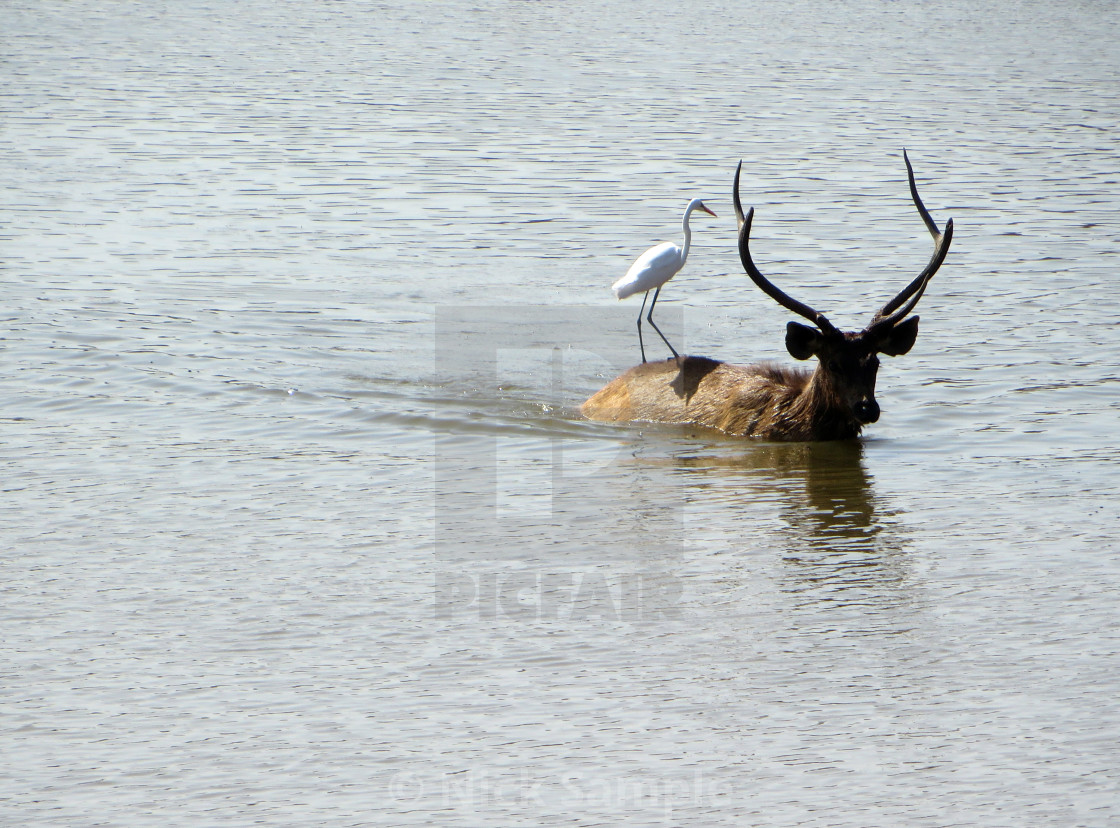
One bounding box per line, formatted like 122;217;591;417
734;160;839;336
867;150;954;333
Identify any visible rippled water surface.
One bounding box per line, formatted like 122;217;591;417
3;1;1120;825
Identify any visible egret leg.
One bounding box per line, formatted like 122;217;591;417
646;286;679;361
636;290;650;363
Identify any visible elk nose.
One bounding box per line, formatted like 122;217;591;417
854;399;880;424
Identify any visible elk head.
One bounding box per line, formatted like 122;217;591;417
733;151;953;428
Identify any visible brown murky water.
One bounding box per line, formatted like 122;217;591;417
3;1;1119;824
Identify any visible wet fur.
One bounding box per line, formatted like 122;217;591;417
581;356;863;441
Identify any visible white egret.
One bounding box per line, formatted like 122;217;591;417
612;197;717;363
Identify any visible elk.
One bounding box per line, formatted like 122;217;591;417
581;151;954;441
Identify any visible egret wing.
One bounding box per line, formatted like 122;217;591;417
612;242;684;299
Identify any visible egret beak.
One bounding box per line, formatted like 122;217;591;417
700;204;717;217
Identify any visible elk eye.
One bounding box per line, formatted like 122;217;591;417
827;359;841;372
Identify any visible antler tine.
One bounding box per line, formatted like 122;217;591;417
735;160;837;334
878;218;954;325
733;160;747;231
871;150;954;329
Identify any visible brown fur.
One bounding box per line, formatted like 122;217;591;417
581;356;864;441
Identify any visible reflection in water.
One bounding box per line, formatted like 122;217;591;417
769;441;910;600
675;439;910;600
766;441;880;550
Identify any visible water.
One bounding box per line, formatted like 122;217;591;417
3;1;1119;825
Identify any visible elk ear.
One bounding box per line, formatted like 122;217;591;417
877;315;920;356
785;321;823;360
